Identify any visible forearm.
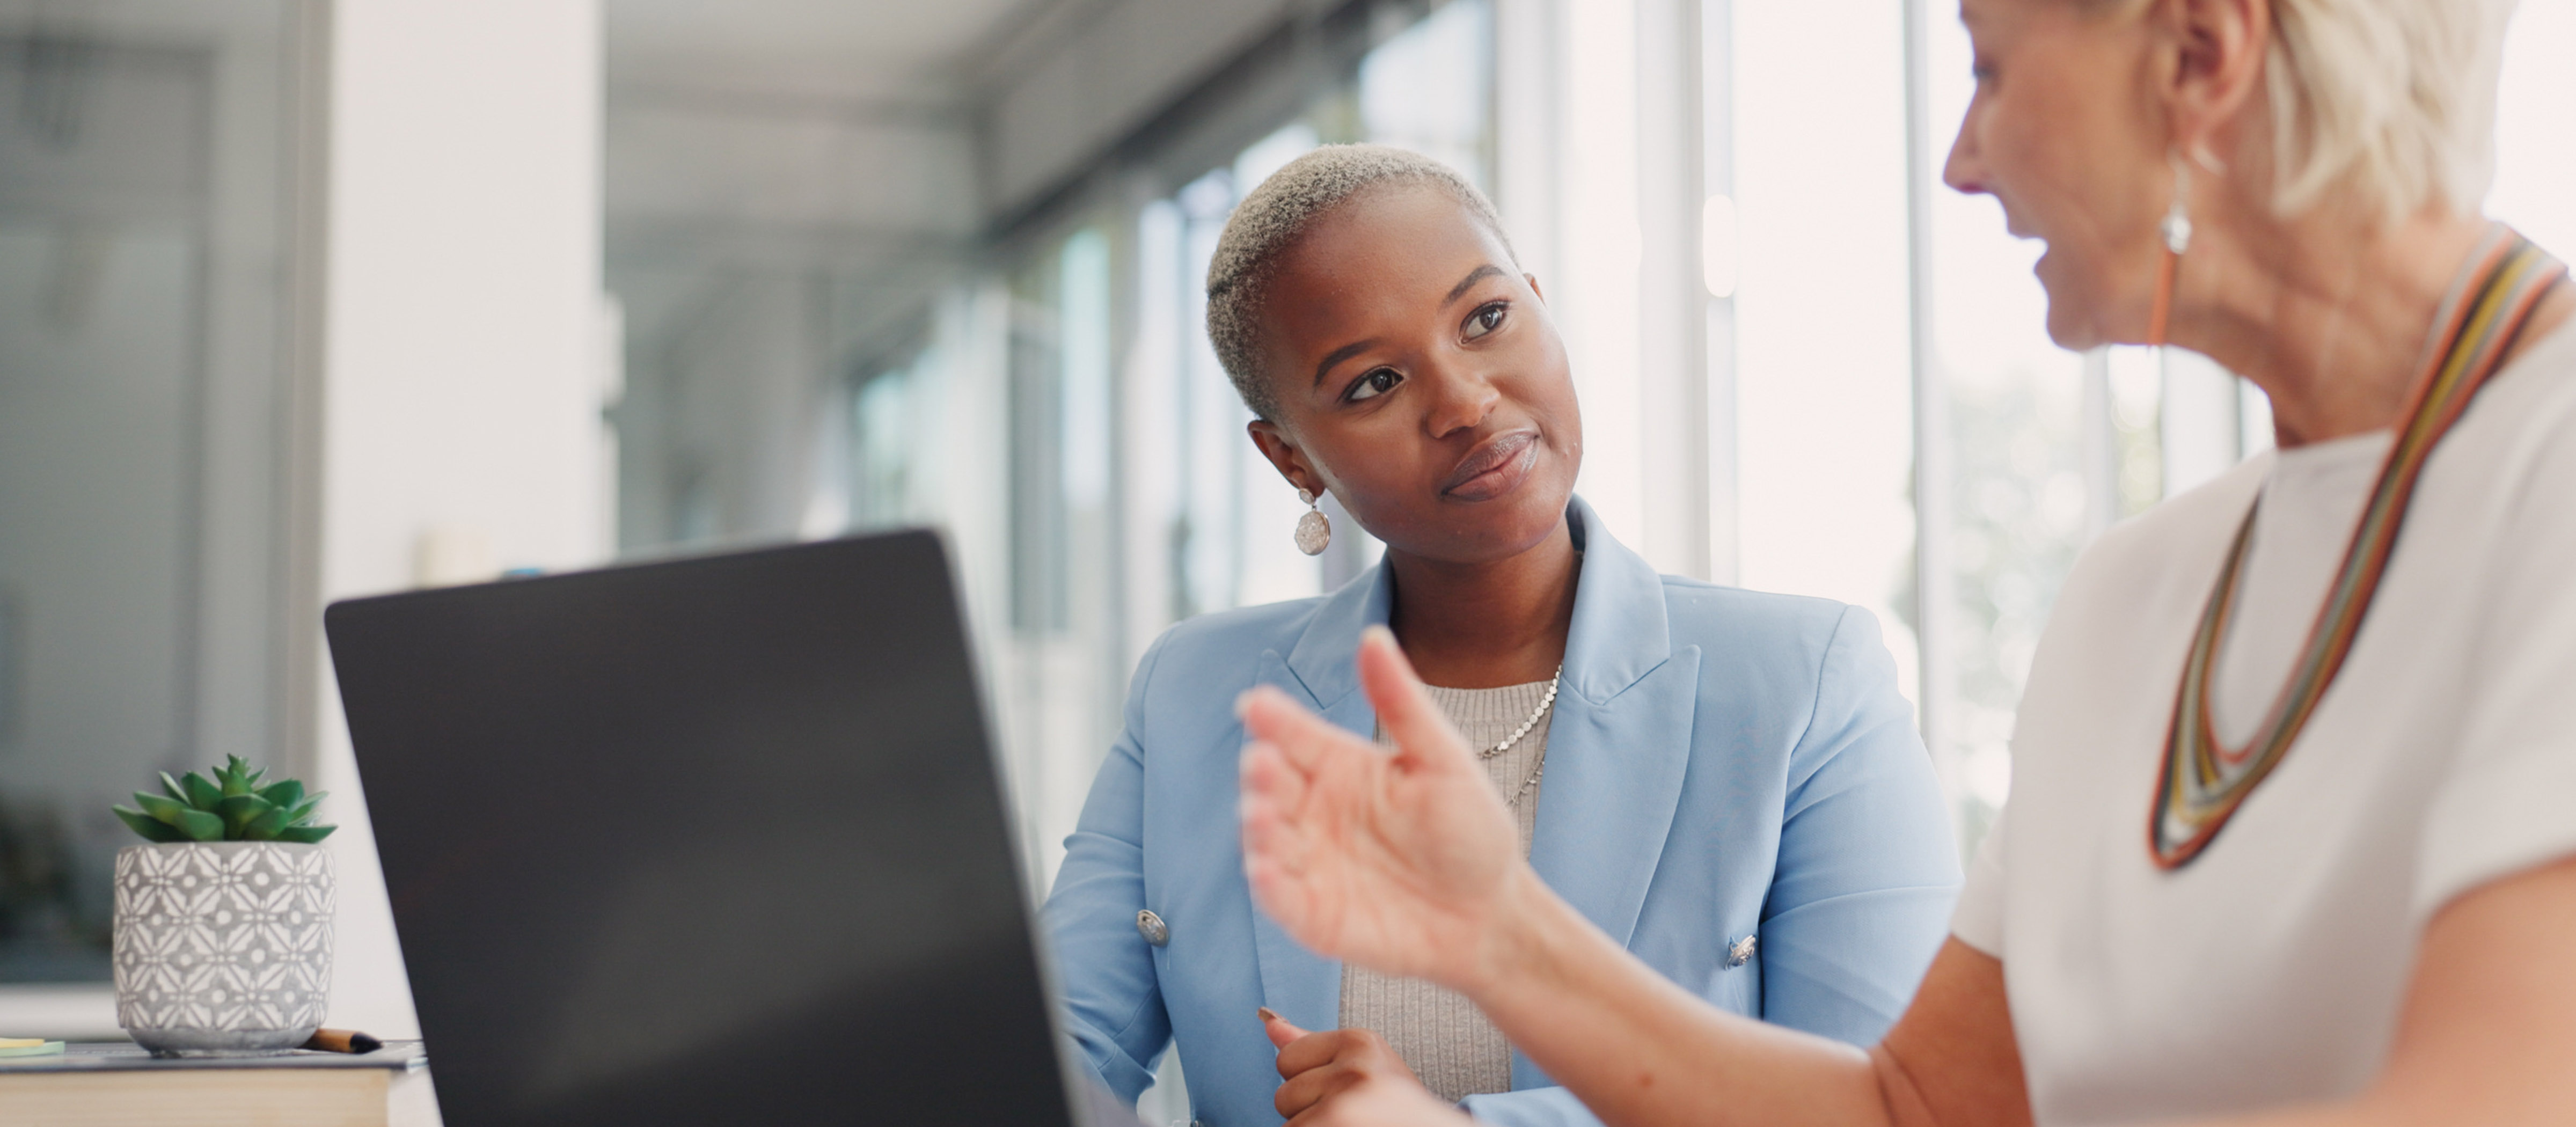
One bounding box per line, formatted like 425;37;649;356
1465;867;1897;1127
1453;1085;1602;1126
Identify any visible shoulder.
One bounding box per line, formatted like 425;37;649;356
1652;577;1904;729
2060;454;2268;619
2019;455;2265;691
1657;575;1855;654
1146;596;1326;660
2465;318;2576;514
1128;595;1329;699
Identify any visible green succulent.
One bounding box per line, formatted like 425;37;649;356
112;756;336;845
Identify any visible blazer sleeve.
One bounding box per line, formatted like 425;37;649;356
1040;633;1175;1103
1759;604;1962;1043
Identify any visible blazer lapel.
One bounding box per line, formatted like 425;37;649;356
1248;566;1394;1033
1526;649;1700;944
1516;500;1700;1087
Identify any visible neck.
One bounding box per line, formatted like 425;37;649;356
2173;204;2575;448
1384;517;1579;689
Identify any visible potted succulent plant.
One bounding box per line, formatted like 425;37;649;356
108;756;338;1055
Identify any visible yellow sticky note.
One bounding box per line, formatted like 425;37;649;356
0;1038;44;1049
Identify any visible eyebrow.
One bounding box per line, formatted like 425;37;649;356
1311;264;1511;389
1313;339;1381;389
1445;264;1505;306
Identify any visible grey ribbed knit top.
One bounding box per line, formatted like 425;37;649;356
1340;677;1553;1104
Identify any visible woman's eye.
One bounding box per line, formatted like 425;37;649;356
1463;302;1508;341
1346;368;1402;402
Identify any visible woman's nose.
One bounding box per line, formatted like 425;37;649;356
1423;367;1501;438
1943;104;1987;196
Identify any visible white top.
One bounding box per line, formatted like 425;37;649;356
1952;321;2576;1125
2206;429;2389;747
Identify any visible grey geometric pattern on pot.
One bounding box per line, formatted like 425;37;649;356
113;841;334;1054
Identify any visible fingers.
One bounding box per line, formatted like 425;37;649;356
1273;1027;1350;1078
1242;743;1328;945
1242;842;1313;948
1240;742;1308;872
1282;1070;1472;1127
1240;740;1309;833
1238;684;1366;773
1276;1059;1362;1118
1259;1006;1310;1050
1355;626;1474;773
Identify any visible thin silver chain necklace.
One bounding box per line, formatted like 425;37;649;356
1487;667;1561;809
1479;665;1562;760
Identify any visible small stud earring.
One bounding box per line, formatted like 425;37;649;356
1294;488;1331;556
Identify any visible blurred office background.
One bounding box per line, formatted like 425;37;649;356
1;0;2572;1107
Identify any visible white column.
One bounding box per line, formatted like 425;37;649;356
314;0;608;1038
1491;0;1562;299
1634;0;1709;579
1702;0;1740;586
1561;0;1646;548
1904;0;1955;780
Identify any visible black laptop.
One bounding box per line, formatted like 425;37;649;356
327;530;1138;1126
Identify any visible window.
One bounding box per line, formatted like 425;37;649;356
0;2;312;986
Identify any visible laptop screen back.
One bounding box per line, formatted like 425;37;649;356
327;531;1072;1126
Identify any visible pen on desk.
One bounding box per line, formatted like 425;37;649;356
302;1028;383;1054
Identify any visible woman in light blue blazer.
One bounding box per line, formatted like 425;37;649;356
1042;145;1958;1127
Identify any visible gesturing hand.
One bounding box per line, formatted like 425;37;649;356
1262;1008;1468;1127
1238;626;1530;993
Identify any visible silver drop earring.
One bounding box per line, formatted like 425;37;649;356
2149;151;2192;347
1294;488;1331;556
2162;152;2194;256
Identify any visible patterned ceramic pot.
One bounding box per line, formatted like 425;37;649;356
112;841;334;1055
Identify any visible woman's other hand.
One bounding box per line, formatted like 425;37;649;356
1261;1007;1436;1122
1238;625;1533;991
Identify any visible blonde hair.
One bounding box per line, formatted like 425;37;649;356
2106;0;2519;218
1205;144;1512;420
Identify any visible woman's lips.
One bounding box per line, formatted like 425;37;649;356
1441;431;1540;501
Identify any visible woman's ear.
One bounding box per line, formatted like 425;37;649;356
1247;419;1327;499
1525;273;1547;303
2161;0;2267;159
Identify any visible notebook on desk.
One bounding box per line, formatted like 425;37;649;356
327;531;1142;1127
0;1041;435;1127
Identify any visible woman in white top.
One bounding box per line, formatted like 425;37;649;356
1227;0;2576;1124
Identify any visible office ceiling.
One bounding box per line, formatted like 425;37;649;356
603;0;1033;407
605;0;1037;101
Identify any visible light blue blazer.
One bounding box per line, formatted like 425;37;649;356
1043;498;1960;1126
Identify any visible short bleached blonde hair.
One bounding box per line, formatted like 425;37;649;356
2107;0;2519;219
1205;144;1513;420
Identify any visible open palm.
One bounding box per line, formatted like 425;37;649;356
1238;627;1529;991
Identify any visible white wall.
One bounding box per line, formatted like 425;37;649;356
316;0;609;1039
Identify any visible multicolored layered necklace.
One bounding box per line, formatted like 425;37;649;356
2149;226;2568;869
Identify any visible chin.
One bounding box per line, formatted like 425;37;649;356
2042;306;2098;350
2034;275;2104;350
1469;480;1577;559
